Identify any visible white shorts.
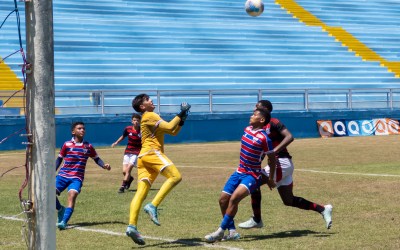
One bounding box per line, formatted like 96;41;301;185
123;154;138;167
262;157;294;188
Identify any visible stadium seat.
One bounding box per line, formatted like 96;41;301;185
1;0;399;113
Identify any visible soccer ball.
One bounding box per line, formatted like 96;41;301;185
245;0;264;17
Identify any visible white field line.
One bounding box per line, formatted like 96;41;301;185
3;148;400;178
1;150;399;178
0;215;24;221
0;216;242;250
177;165;400;178
296;169;400;177
2;151;398;178
0;143;235;156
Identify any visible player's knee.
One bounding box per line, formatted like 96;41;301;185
219;195;229;207
218;198;226;208
172;176;182;185
170;172;182;184
282;197;293;206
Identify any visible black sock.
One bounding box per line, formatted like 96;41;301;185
292;196;324;213
251;189;262;222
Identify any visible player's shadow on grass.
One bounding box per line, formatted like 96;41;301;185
242;229;334;241
128;188;160;192
70;220;126;227
137;238;210;249
132;230;334;248
128;231;334;248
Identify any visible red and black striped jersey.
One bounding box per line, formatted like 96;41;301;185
264;118;292;159
122;126;141;155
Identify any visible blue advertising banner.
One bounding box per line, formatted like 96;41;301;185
317;118;400;137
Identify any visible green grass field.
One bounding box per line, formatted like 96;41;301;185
1;136;400;249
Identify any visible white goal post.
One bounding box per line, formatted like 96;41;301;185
25;0;56;249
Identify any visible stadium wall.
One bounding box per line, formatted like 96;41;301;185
1;110;400;151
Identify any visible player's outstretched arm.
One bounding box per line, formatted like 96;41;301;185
94;157;111;171
103;163;111;171
111;135;125;147
170;124;183;136
274;128;294;153
177;102;191;119
159;102;191;134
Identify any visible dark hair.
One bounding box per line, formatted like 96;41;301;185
131;113;141;120
132;93;149;112
255;108;271;125
258;100;273;112
71;121;84;131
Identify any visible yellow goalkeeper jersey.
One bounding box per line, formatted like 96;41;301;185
139;111;182;154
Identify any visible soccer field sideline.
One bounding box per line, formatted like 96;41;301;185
0;215;243;250
0;147;400;178
177;165;400;178
2;151;400;178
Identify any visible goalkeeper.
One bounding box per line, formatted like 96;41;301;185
126;93;191;245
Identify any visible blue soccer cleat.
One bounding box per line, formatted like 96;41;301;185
57;221;67;230
57;206;65;224
126;225;145;245
144;203;160;226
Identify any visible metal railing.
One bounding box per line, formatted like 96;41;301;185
1;88;400;116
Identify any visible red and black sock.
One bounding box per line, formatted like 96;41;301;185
292;196;324;213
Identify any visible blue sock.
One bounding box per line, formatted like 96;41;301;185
62;207;74;224
228;219;236;231
220;214;234;230
56;197;62;210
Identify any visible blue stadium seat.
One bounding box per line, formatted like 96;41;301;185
1;0;399;113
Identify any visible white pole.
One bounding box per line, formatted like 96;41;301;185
25;0;56;249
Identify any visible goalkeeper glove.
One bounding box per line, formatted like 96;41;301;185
177;102;191;118
179;111;189;126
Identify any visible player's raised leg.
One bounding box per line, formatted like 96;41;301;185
145;163;182;226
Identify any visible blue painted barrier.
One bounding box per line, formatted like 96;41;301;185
1;109;400;151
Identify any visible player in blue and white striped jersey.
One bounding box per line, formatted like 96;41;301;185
55;121;111;230
239;100;333;231
205;108;277;243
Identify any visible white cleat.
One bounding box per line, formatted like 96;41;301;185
204;230;224;243
238;217;264;229
222;231;240;241
322;204;333;229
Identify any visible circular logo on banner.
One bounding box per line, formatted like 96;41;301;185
347;121;360;135
388;119;399;134
361;120;374;135
333;121;346;136
374;119;388;135
318;121;333;137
